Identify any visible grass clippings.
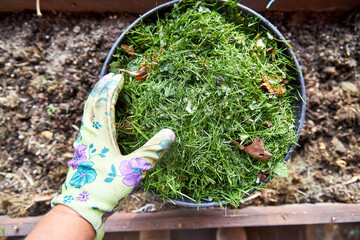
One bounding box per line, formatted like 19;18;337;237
111;0;299;208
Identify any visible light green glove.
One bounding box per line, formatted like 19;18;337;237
51;73;175;239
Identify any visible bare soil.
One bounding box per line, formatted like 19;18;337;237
0;9;359;217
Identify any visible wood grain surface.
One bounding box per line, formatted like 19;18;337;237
1;203;359;237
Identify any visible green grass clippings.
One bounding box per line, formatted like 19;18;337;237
111;0;298;207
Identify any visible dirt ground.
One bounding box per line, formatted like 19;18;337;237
0;9;359;217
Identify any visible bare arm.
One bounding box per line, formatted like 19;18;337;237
26;205;95;240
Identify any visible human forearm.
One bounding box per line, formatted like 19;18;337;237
26;204;95;240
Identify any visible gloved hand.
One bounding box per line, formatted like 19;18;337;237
51;73;175;240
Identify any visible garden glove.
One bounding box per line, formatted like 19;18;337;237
51;73;175;240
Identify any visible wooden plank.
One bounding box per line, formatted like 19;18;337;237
0;0;359;13
1;204;360;237
104;203;360;232
139;230;171;240
0;215;43;237
104;231;139;240
246;225;309;240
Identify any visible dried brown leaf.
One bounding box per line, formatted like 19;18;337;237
260;75;273;93
119;66;148;81
274;85;285;96
136;75;148;81
121;44;135;56
260;75;286;97
232;137;273;161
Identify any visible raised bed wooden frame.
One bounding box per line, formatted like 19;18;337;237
1;203;360;237
1;0;360;13
1;0;360;238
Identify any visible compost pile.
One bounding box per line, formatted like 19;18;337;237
0;9;359;216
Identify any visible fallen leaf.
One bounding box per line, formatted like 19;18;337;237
260;77;272;91
135;75;148;81
232;137;273;161
121;44;135;56
260;75;286;97
119;66;148;81
272;161;290;177
274;85;285;96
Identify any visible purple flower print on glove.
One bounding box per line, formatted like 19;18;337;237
68;144;87;170
119;158;153;187
76;191;90;202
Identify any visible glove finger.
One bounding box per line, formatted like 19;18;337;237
80;73;124;151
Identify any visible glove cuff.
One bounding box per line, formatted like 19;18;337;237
51;179;132;240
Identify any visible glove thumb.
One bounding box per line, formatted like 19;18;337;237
128;129;175;166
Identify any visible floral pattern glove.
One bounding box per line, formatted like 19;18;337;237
51;73;175;240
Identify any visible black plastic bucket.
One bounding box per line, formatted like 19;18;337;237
100;0;306;208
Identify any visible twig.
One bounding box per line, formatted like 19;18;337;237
36;0;43;17
239;191;262;204
297;189;309;197
19;168;35;186
130;194;141;201
132;203;157;213
343;176;360;185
